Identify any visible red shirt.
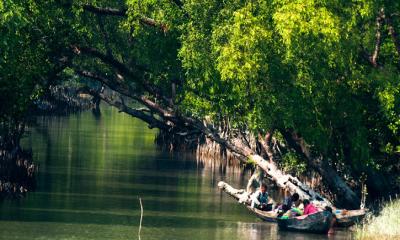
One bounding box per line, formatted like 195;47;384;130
303;203;318;215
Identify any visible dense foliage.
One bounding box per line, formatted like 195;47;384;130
123;0;400;186
176;0;400;172
1;0;399;198
0;0;72;146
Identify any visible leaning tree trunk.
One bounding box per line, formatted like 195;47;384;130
179;119;335;207
281;130;361;209
90;87;364;207
72;44;359;209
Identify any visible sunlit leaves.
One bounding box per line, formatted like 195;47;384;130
212;4;271;82
274;0;340;49
175;0;399;171
375;71;400;135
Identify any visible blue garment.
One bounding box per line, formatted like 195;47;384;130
251;190;268;208
282;196;293;211
258;192;268;204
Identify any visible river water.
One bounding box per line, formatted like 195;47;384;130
0;106;352;239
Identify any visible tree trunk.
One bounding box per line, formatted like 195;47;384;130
218;181;250;204
281;130;360;209
370;8;385;67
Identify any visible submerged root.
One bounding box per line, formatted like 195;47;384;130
0;146;37;199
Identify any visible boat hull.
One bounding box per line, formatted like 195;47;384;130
277;211;333;234
246;207;277;222
335;209;367;227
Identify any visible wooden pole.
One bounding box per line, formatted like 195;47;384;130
138;197;143;240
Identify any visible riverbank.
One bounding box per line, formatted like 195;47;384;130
355;199;400;239
0;146;37;199
0;120;37;199
33;85;94;115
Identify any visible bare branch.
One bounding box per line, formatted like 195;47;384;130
79;86;170;130
73;46;135;77
140;17;168;33
103;94;171;130
75;69;174;119
82;4;126;16
75;69;134;97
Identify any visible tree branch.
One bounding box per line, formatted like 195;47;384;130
82;4;168;32
75;69;134;97
79;86;170;130
75;69;174;120
73;46;135;77
72;46;172;106
370;8;385;68
103;95;171;130
82;4;126;16
72;53;343;207
258;132;275;162
280;129;360;209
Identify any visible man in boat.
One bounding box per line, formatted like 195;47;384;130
281;193;300;212
277;193;301;217
250;183;271;211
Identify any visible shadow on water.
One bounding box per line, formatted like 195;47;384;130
0;105;353;240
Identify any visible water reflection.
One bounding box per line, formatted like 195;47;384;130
0;105;353;240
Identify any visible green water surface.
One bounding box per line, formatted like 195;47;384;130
0;106;351;240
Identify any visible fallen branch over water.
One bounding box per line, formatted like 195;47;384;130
217;181;250;204
217;181;278;222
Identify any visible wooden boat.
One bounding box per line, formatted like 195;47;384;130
246;206;277;222
218;181;367;227
335;209;367;227
248;206;366;227
277;211;333;234
216;181;278;221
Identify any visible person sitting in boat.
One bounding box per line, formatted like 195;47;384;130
277;193;302;218
250;183;271;210
282;193;300;212
303;199;318;215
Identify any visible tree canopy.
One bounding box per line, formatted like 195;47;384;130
1;0;399;204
